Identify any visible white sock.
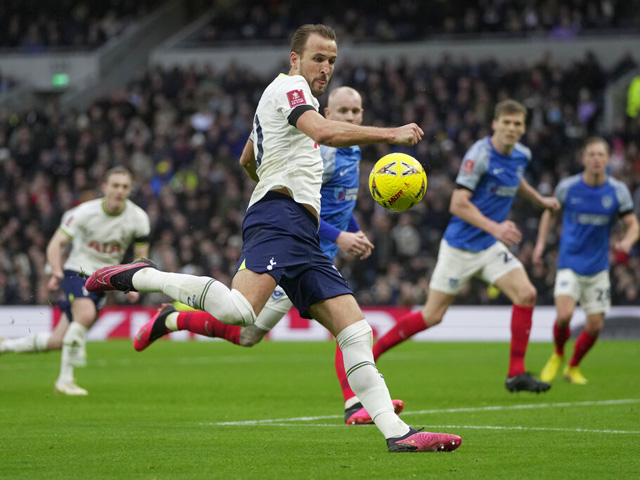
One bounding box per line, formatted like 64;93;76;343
345;396;360;410
133;270;256;326
255;290;292;332
1;332;51;353
62;323;87;367
165;312;179;331
336;320;410;439
58;346;75;384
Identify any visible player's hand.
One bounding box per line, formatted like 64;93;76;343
125;291;141;303
355;231;374;260
540;196;561;211
336;231;374;259
47;273;63;291
532;243;544;265
493;220;522;247
392;123;424;146
614;239;634;255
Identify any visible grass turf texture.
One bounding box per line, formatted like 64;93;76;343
1;340;639;479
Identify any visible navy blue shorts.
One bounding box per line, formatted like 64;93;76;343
236;192;353;319
59;270;105;321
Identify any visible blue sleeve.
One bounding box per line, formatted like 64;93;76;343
318;219;341;242
347;214;360;233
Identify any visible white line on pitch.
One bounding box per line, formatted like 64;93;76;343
208;398;640;426
200;422;640;435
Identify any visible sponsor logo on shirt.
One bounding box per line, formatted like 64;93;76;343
87;242;122;254
574;213;610;226
286;89;306;108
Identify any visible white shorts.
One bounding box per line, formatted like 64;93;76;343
554;268;611;314
429;239;523;295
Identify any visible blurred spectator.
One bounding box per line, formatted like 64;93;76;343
0;48;638;307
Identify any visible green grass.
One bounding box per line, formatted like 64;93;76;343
1;340;639;479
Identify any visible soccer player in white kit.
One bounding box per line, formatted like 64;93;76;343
533;137;639;385
1;167;150;395
86;24;462;452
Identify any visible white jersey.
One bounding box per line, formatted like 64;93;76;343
59;198;150;275
248;74;324;214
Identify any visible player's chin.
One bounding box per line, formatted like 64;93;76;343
313;83;328;96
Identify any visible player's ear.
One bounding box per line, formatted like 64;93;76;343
290;51;299;71
324;107;330;118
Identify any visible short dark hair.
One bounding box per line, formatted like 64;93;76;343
582;136;610;155
494;99;527;120
104;166;133;183
290;24;336;56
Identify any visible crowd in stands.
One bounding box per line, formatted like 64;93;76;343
188;0;640;46
1;44;639;309
0;0;164;51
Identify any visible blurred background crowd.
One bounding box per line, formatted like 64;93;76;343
1;0;639;309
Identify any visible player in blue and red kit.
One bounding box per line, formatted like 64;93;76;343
533;137;639;385
370;99;560;393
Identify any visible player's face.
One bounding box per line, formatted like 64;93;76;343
491;113;526;152
102;173;132;212
325;91;363;125
292;34;337;97
582;141;609;175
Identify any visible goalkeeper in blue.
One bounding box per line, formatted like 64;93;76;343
533;137;639;385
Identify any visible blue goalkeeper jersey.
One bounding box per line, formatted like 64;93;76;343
443;136;531;251
555;174;634;275
319;145;361;259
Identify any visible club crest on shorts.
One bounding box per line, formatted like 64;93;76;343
267;257;277;271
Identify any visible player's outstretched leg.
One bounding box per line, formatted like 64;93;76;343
134;304;177;352
87;261;257;328
505;372;551;393
85;259;157;293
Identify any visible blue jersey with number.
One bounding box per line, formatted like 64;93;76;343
555;174;634;275
319;145;361;259
443;137;531;251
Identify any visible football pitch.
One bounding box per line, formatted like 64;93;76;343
1;339;639;479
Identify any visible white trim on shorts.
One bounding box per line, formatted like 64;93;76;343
429;239;524;295
554;268;611;315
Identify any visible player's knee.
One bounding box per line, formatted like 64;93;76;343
516;284;537;306
336;319;372;350
556;312;572;326
217;289;257;327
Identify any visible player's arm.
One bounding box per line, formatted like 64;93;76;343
449;188;522;246
532;208;558;265
614;212;640;254
295;109;423;147
518;177;560;211
239;138;259;183
46;229;71;290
